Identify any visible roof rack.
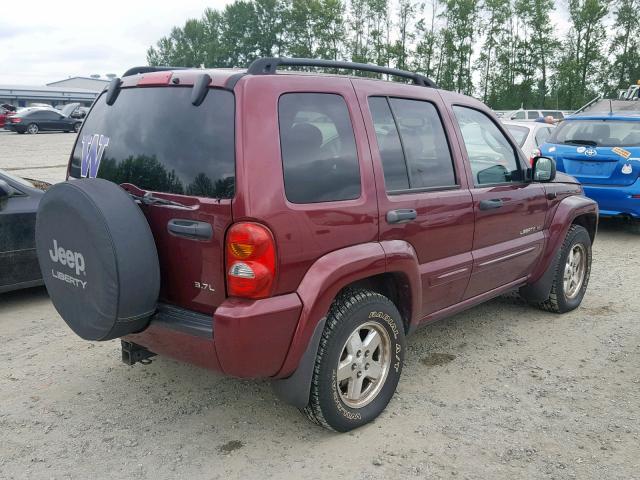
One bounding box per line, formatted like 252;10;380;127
246;57;438;88
122;66;188;77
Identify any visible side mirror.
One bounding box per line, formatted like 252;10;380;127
532;156;556;182
0;179;15;208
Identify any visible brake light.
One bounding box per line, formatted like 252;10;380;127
10;118;21;123
226;222;276;299
530;148;541;166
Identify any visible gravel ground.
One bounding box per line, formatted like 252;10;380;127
1;221;639;480
1;128;639;479
0;130;75;184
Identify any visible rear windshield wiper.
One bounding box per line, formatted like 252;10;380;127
563;139;597;146
129;191;189;208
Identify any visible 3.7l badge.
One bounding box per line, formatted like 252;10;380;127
194;281;215;292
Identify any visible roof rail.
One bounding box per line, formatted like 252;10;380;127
122;66;188;77
246;57;438;88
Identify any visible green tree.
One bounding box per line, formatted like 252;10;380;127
609;0;640;92
553;0;609;108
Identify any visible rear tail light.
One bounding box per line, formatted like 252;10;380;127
10;118;21;123
530;148;541;166
226;222;276;299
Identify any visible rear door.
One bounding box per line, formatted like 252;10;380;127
450;105;547;299
68;86;235;315
353;80;474;318
35;111;60;130
548;119;640;187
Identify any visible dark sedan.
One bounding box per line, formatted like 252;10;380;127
0;170;48;293
4;107;82;134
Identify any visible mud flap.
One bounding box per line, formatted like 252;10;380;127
271;317;326;409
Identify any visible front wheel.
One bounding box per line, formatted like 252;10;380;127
538;224;592;313
303;289;405;432
73;122;81;133
26;123;39;134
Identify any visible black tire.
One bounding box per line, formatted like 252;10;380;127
303;289;405;432
26;123;39;134
537;225;591;313
628;221;640;234
73;122;81;133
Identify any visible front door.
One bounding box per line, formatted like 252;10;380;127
353;80;474;318
450;106;547;299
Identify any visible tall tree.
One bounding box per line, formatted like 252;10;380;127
476;0;511;103
609;0;640;92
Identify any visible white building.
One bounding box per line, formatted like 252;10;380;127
0;77;109;109
46;77;110;92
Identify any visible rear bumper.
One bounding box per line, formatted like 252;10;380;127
124;293;302;378
583;179;640;218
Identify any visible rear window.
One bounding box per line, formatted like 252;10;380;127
549;119;640;147
505;124;529;147
534;127;553;146
278;93;360;204
69;87;235;199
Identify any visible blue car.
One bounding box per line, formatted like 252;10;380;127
540;113;640;222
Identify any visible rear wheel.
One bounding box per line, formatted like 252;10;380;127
538;225;591;313
73;122;81;133
303;289;405;432
26;123;39;134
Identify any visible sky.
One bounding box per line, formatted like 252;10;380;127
0;0;233;85
1;0;571;87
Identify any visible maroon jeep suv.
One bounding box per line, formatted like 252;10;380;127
35;58;598;432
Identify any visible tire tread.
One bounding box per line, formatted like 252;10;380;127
302;288;394;431
537;224;589;313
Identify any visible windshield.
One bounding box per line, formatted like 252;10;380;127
69;87;235;199
0;169;35;188
549;119;640;147
505;125;529;147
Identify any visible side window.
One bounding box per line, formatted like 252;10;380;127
453;106;521;185
369;97;456;192
542;110;564;120
512;111;525;120
369;97;409;190
527;111;539;120
278;93;360;204
535;127;553;146
39;111;59;120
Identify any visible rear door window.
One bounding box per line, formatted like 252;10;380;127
369;97;456;192
278;93;360;204
69;87;236;199
527;111;539;120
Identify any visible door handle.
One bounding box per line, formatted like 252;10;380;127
167;219;212;239
386;209;417;224
479;199;504;210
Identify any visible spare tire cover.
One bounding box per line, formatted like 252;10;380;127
35;178;160;341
